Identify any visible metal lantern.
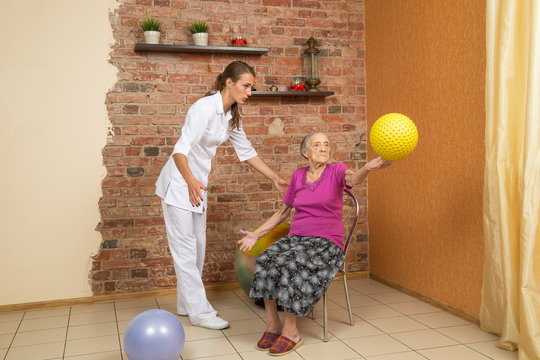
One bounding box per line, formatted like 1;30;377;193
304;37;321;92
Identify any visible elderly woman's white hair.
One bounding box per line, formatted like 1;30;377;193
299;131;322;159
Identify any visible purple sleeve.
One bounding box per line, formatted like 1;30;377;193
283;169;299;206
335;162;351;189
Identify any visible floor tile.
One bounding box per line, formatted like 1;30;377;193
210;297;249;311
207;291;239;301
0;333;14;348
467;341;519;360
0;348;6;358
367;316;428;333
332;294;381;307
347;279;397;295
24;307;70;320
410;312;470;328
115;306;159;321
182;323;225;342
114;298;157;310
365;351;427;360
391;329;458;349
388;301;442;315
436;324;498;343
222;318;266;337
226;332;261;352
64;335;120;357
324;318;383;339
4;341;64;360
298;323;337;343
195;354;242;360
64;350;123;359
155;295;177;306
217;305;259;321
295;340;361;359
418;344;490;359
352;304;403;320
69;311;116;326
312;308;358;325
70;303;115;315
344;334;411;357
18;315;68;332
0;321;22;335
67;322;118;340
239;349;303;359
368;292;417;305
0;312;24;323
181;337;236;359
11;327;67;347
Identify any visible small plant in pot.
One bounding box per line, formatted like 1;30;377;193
141;17;161;44
189;20;208;46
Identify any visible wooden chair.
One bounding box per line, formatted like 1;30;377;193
313;188;359;342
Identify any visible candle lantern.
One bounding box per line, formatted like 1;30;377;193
304;37;321;92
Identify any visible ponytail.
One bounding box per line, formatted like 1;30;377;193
213;61;256;130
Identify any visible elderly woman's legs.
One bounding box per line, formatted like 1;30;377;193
264;298;281;333
281;310;301;342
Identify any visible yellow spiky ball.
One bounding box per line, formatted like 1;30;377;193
370;113;418;160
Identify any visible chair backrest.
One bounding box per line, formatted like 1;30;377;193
342;188;360;256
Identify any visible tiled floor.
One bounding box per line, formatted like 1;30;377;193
0;279;518;360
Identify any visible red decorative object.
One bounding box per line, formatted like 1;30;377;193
290;84;306;91
231;37;247;47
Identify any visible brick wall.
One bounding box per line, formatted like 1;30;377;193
92;0;367;294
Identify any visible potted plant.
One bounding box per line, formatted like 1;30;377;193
141;17;161;44
189;20;208;46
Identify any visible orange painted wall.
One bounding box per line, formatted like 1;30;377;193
364;1;486;317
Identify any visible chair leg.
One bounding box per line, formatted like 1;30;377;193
311;309;316;320
343;274;354;326
323;292;328;342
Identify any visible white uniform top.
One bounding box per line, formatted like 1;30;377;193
155;92;257;213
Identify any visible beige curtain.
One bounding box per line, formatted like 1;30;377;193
481;0;540;359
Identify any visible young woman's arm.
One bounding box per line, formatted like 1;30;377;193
246;156;289;196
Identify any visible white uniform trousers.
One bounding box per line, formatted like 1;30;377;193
161;201;218;325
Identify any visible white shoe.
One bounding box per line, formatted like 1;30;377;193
195;316;229;330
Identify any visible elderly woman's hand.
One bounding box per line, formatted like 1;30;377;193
365;156;392;171
238;230;259;252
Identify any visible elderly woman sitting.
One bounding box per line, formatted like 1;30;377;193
238;132;392;355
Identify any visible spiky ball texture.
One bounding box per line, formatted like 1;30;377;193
370;113;418;160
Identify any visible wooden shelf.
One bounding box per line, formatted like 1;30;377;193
206;91;334;98
134;43;269;55
250;91;334;97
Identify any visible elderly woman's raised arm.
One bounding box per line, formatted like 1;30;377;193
345;156;392;188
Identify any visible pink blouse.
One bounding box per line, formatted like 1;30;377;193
283;162;350;250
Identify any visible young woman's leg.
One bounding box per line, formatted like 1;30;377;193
162;202;217;325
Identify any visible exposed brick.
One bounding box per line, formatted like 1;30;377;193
101;240;119;249
130;249;148;258
144;147;160;156
97;0;369;297
127;167;145;177
131;269;149;278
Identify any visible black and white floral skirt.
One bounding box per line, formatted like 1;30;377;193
249;235;345;317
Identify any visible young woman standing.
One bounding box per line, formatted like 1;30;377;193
156;61;288;330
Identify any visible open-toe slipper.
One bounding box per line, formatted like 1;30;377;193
256;332;280;351
269;335;303;356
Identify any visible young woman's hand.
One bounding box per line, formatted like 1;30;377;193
238;230;259;252
274;178;289;197
186;177;208;207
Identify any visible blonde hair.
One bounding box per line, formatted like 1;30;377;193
214;61;256;130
